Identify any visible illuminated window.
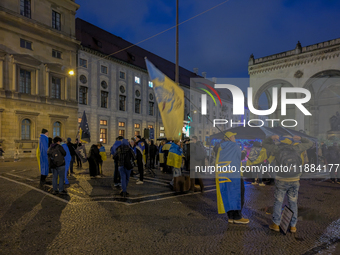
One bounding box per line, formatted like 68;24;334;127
119;129;125;137
148;81;153;88
160;126;164;131
100;128;107;144
160;133;164;137
119;122;125;127
134;123;140;129
100;120;107;125
148;125;153;129
78;118;82;123
134;76;140;84
135;131;140;136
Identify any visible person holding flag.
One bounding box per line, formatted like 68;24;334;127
36;128;50;186
79;111;91;144
167;140;184;186
135;135;145;184
215;131;249;224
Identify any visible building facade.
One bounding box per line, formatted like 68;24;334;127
248;39;340;139
0;0;80;157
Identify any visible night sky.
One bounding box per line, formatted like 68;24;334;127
75;0;340;80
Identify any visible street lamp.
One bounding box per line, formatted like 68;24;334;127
68;70;75;75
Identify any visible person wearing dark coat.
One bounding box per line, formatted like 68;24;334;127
88;144;102;177
149;140;157;169
67;138;76;174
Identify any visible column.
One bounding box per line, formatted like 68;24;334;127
45;65;49;97
0;60;3;89
64;76;68;100
11;56;16;91
35;69;39;95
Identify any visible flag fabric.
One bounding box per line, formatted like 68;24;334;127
36;134;49;175
167;143;183;169
79;111;91;143
62;143;71;185
145;59;184;140
215;141;242;214
75;145;88;163
110;141;122;155
136;141;146;164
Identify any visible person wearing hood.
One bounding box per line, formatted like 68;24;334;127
88;144;102;177
47;136;67;195
61;140;71;185
36;128;50;186
215;132;249;224
111;136;123;186
112;139;136;197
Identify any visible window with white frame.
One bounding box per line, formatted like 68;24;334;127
20;39;32;50
52;49;62;59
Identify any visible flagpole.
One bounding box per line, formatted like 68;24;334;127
175;0;179;84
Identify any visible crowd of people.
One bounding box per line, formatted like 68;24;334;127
35;126;339;232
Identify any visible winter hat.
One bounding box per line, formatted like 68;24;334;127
41;128;48;134
67;138;71;142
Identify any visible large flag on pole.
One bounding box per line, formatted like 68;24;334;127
79;111;91;144
145;58;184;140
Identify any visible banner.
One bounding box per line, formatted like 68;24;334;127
145;58;184;140
79;111;91;143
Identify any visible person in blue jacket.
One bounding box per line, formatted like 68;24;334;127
62;140;71;185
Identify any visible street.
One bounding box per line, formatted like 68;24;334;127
0;158;339;255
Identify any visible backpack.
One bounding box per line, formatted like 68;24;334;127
276;144;302;177
248;147;261;162
50;146;65;168
195;142;206;160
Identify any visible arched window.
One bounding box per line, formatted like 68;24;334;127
53;121;61;137
21;119;31;140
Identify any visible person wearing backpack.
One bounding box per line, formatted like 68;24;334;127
47;136;67;195
263;135;313;233
112;139;136;198
326;142;340;183
246;141;267;186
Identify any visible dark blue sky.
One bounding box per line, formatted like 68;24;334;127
75;0;340;79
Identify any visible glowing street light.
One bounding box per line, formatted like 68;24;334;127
68;70;75;75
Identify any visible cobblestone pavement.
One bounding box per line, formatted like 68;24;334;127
0;158;339;255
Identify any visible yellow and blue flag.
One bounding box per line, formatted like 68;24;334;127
167;143;183;169
145;59;184;140
79;111;90;144
36;134;49;175
215;141;242;214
